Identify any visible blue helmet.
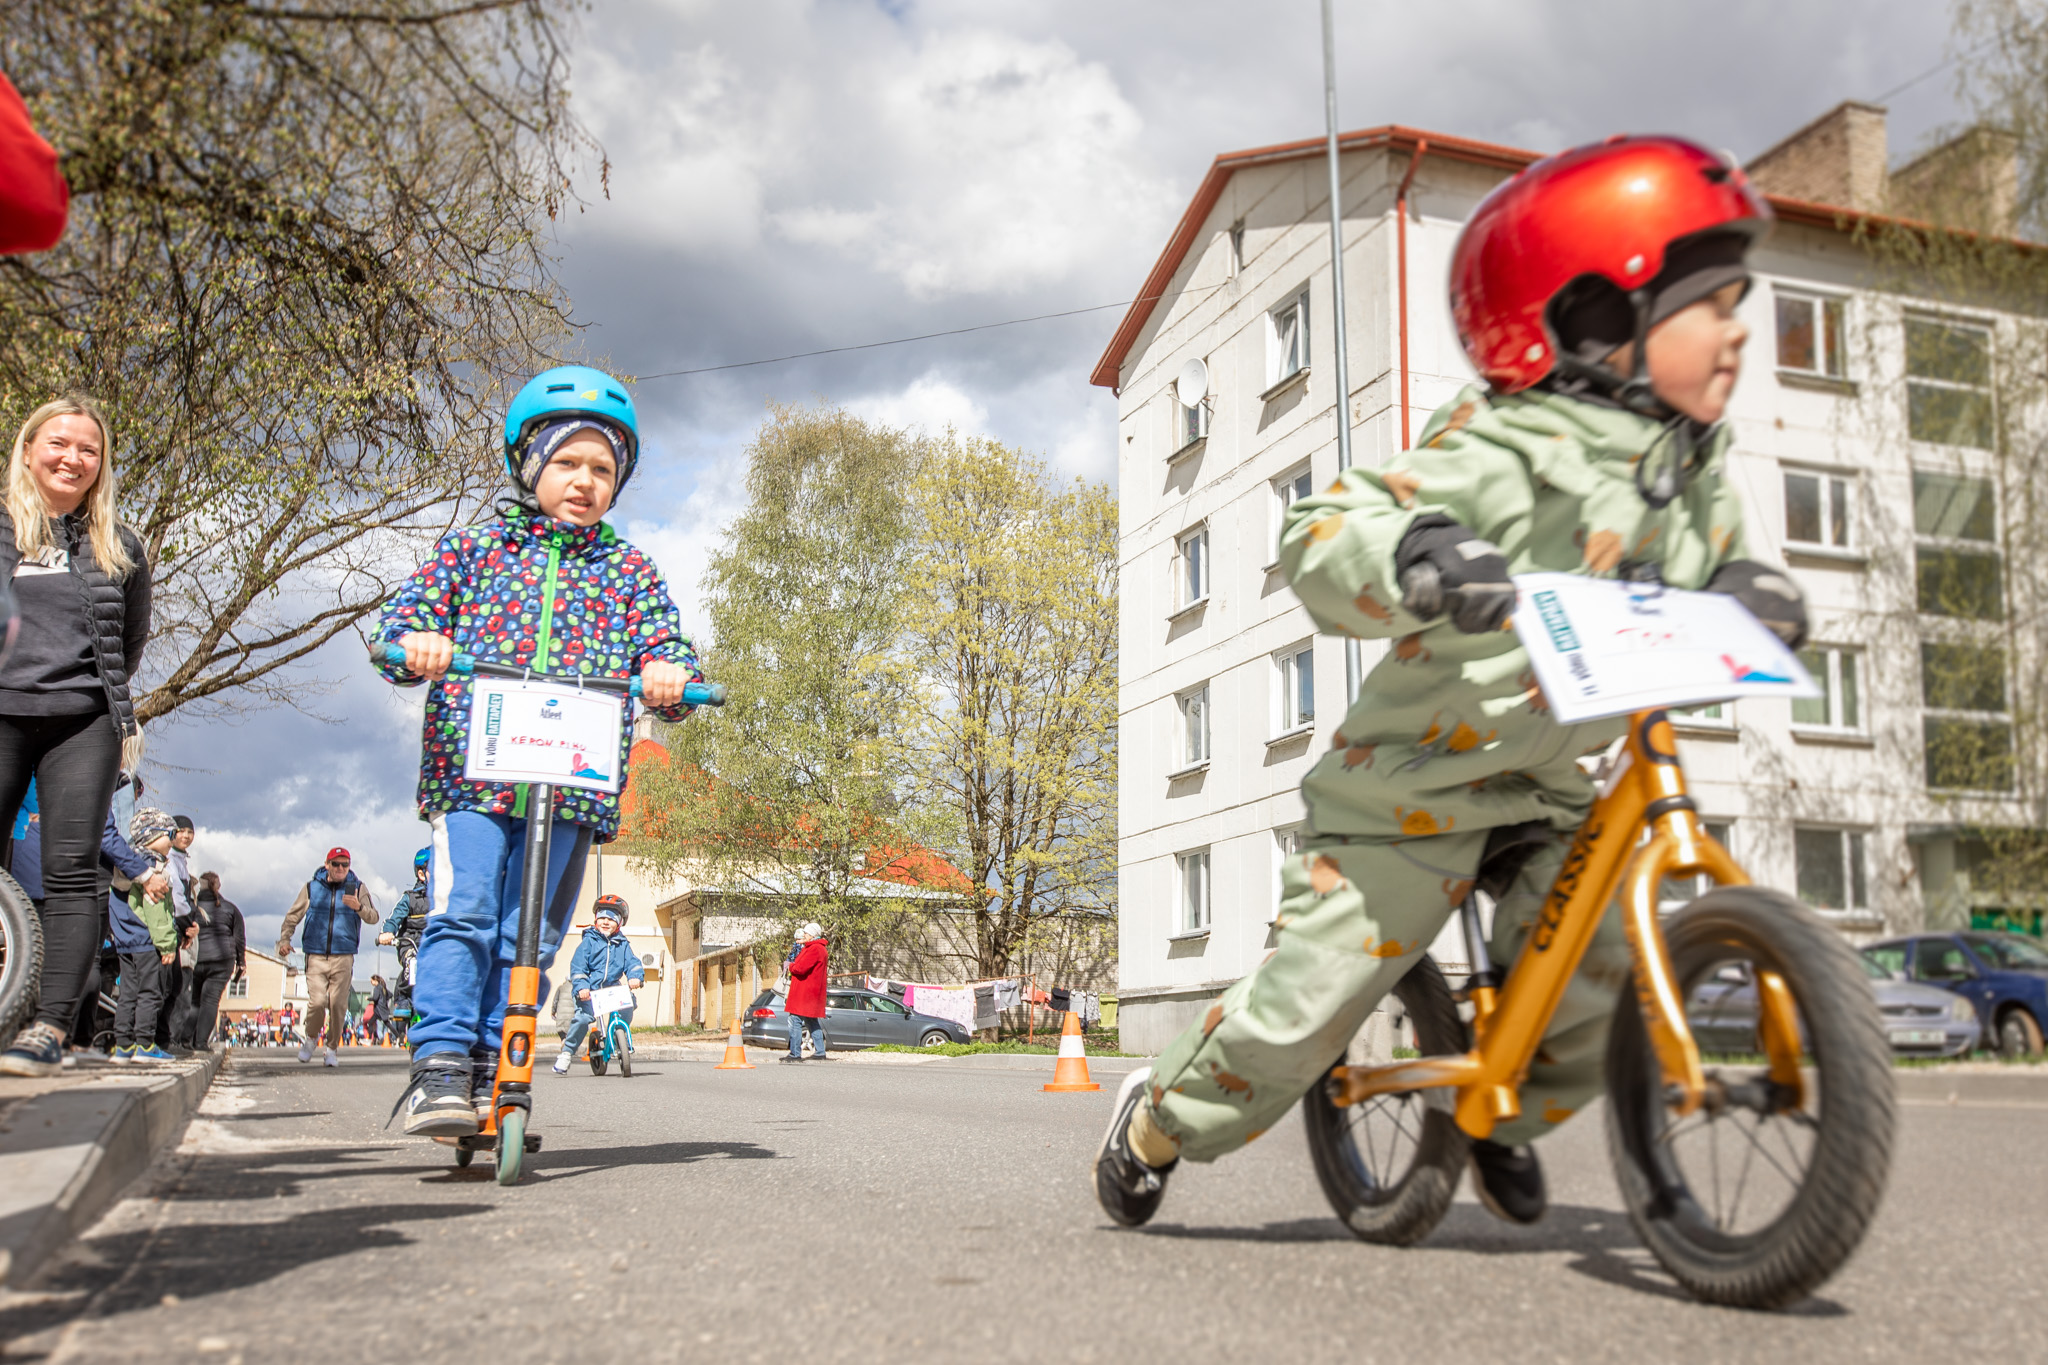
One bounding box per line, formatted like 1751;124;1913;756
413;847;431;873
503;365;641;484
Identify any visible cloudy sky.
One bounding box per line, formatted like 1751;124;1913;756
148;0;1967;954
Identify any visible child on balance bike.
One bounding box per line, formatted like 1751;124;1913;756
373;366;702;1137
553;893;644;1073
1097;135;1811;1226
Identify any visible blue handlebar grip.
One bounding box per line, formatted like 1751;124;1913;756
374;642;477;675
682;681;726;707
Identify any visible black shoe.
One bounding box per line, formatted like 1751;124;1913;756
1095;1067;1175;1227
778;1055;803;1064
1470;1139;1547;1224
398;1055;480;1137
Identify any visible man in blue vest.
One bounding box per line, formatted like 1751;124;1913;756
275;847;378;1067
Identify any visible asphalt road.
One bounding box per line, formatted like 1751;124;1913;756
2;1046;2043;1363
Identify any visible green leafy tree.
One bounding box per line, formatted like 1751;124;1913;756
0;0;592;721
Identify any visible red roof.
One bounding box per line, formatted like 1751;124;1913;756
1089;122;1939;391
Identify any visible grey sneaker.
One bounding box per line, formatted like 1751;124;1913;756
400;1056;479;1137
1095;1067;1175;1227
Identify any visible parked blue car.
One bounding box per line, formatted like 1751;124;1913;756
1863;932;2048;1058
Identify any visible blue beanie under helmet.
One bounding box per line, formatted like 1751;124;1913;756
503;365;641;496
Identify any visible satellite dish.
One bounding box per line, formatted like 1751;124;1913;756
1177;356;1208;406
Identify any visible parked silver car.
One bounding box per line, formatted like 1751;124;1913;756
739;988;972;1052
1687;953;1979;1058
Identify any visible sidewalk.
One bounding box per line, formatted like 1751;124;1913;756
0;1052;222;1287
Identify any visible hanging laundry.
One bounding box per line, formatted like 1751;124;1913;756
993;978;1022;1012
1049;986;1072;1013
902;985;919;1011
909;987;975;1033
1078;992;1101;1026
972;982;999;1031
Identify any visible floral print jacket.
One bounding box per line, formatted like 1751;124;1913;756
371;510;701;841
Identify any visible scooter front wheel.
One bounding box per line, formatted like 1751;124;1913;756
1605;887;1895;1308
495;1111;526;1185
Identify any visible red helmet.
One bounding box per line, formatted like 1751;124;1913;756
1450;135;1772;394
592;894;629;926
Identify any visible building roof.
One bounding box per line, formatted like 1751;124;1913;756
1088;123;1943;391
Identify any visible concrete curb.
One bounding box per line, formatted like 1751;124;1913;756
1892;1066;2048;1107
0;1052;223;1287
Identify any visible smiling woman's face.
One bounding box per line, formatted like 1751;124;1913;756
26;413;105;516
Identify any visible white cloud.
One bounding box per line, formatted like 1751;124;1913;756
846;370;989;436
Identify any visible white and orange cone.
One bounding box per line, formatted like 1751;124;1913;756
1043;1010;1099;1092
713;1014;756;1070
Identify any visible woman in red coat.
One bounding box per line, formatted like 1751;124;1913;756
783;922;829;1064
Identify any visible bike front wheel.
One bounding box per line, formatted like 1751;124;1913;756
1302;955;1472;1245
614;1024;632;1078
0;869;43;1050
1605;887;1895;1309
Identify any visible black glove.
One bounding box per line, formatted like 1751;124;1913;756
1704;559;1808;649
1394;516;1515;634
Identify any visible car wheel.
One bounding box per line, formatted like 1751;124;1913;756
920;1029;950;1047
1996;1008;2044;1059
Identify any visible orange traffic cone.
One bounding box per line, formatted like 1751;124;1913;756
713;1014;755;1070
1043;1010;1099;1092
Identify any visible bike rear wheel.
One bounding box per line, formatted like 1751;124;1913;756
589;1043;606;1076
614;1023;632;1078
0;869;43;1050
1605;887;1895;1309
1302;956;1472;1245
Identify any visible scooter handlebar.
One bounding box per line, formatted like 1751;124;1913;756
372;642;726;706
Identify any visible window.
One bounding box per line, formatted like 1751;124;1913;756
1913;938;1975;983
866;995;908;1016
1921;641;2014;791
1228;219;1246;276
1273;826;1304;921
1176;684;1210;769
1913;472;2001;619
1274;643;1315;734
1178;849;1212;933
1272;463;1314;562
1782;467;1853;550
1267;287;1310;390
227;977;249;999
1174;369;1209;450
1673;701;1733;729
1794;827;1870;914
1775;290;1846;377
1792;647;1862;731
1660;821;1733;907
1905;317;1994;448
1175;526;1207;609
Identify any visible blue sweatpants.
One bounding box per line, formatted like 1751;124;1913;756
410;810;591;1061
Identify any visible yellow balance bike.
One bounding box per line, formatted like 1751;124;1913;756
1303;707;1896;1309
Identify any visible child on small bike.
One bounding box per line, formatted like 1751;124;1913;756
372;365;702;1136
377;847;431;1027
552;893;644;1073
1097;136;1811;1227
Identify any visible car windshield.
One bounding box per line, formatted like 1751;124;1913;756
1858;955;1891;981
1962;933;2048;971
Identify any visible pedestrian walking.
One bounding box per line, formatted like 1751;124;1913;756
0;397;154;1078
369;975;391;1045
157;815;200;1050
186;871;245;1051
782;922;829;1064
275;848;376;1067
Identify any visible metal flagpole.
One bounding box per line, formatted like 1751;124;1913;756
1321;0;1361;702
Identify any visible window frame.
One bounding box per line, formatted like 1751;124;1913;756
1903;314;1996;450
1774;287;1849;379
1780;464;1856;552
1269;462;1314;568
1265;286;1311;392
1792;825;1872;917
1273;641;1316;737
1271;825;1304;924
1173;524;1209;613
1791;645;1865;735
1173;683;1210;773
1172;366;1210;455
1176;848;1213;936
1912;470;2003;621
1919;638;2015;793
1671;700;1735;732
226;976;250;999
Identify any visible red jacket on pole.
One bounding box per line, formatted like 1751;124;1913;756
785;938;828;1018
0;73;66;254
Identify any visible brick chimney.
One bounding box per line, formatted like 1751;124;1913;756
1745;101;1890;211
1890;126;2021;234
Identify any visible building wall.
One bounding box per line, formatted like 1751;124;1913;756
1113;139;2044;1049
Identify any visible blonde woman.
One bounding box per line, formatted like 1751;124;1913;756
0;397;151;1077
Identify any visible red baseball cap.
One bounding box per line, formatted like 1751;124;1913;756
327;847;351;862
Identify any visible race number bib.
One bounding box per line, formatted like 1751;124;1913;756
463;678;626;794
1512;574;1821;725
588;984;635;1015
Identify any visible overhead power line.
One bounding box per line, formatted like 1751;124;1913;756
1870;30;2004;106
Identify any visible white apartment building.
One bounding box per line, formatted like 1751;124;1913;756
1099;106;2045;1054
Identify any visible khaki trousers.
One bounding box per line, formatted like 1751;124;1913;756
302;954;355;1049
